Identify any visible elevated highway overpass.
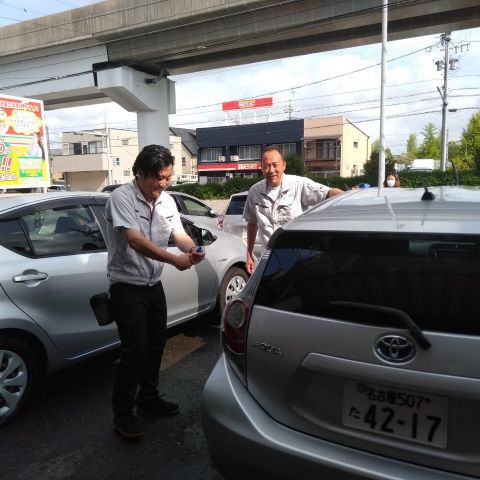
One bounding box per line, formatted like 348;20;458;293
0;0;478;146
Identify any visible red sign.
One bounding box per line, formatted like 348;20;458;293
198;162;261;171
222;97;273;111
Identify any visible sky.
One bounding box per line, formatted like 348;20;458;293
1;0;479;155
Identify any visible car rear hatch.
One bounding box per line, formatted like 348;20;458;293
245;229;480;477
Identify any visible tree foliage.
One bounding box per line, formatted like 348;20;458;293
285;153;309;176
459;111;480;170
362;138;395;177
417;122;440;159
406;133;418;161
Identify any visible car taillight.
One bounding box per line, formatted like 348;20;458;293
221;249;270;385
217;214;224;230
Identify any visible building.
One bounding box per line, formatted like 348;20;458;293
52;127;197;190
196;116;370;183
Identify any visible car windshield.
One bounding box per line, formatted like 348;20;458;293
226;195;247;215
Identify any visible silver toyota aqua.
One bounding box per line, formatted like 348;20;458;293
202;186;480;480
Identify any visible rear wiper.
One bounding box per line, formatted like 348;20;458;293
330;301;431;350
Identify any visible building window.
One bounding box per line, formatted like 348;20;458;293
121;138;129;145
200;148;223;162
270;143;296;156
88;141;102;154
123;170;130;176
353;141;359;148
182;157;186;167
310;166;340;177
238;145;261;160
113;157;120;166
316;140;337;160
72;143;82;155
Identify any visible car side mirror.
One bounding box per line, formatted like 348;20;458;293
202;228;216;246
208;209;218;218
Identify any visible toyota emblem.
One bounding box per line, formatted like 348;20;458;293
374;334;416;363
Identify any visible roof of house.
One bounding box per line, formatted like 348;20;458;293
170;127;197;156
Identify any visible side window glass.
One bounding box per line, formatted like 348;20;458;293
183;198;209;216
20;205;106;256
0;219;32;255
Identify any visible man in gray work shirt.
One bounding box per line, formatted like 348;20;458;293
243;146;343;273
105;144;204;440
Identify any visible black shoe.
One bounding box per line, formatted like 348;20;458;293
136;396;180;416
113;414;144;439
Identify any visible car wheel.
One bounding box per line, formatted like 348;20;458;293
0;336;40;427
219;266;248;313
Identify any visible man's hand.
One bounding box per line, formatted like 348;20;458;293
189;246;206;265
246;251;256;275
174;253;194;271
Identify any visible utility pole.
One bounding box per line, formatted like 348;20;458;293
438;32;450;172
435;33;469;171
377;0;388;190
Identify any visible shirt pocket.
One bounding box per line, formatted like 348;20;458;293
276;192;295;223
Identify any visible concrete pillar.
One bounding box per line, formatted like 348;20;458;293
96;66;176;150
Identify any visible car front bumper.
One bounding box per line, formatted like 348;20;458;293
201;354;474;480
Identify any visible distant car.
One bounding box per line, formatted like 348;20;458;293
203;186;480;479
0;191;248;426
101;184;122;192
102;185;219;229
217;191;263;257
47;184;66;192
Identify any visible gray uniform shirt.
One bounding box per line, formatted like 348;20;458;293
243;174;330;251
105;181;185;286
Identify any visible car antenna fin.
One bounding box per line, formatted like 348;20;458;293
421;179;435;201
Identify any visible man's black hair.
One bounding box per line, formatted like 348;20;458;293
132;144;174;177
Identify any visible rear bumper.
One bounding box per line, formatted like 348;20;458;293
201;354;475;480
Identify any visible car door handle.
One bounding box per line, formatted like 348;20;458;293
12;269;48;283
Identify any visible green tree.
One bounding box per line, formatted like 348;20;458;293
406;133;418;162
417;122;440;159
285;153;308;176
460;111;480;169
363;138;395;177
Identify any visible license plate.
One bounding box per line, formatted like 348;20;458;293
343;380;448;448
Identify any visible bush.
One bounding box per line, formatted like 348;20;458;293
169;169;480;199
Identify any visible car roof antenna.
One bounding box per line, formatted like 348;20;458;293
421;179;435;201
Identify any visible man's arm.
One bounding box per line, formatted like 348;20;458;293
122;228;193;271
171;230;205;264
327;187;344;198
246;222;258;274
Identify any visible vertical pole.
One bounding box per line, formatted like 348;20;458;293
378;0;388;190
440;33;450;172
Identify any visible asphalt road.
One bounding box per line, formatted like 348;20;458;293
1;319;224;480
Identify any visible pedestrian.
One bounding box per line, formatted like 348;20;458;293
243;146;343;273
105;144;205;440
384;171;401;188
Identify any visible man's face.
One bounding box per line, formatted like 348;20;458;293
136;165;173;202
261;150;286;187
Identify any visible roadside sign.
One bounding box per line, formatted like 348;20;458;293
0;93;49;190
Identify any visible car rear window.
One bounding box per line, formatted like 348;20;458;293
255;231;480;335
226;195;247;215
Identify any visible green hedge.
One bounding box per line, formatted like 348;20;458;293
170;169;480;199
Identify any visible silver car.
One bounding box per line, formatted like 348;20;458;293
202;186;480;479
0;192;248;426
217;191;263;257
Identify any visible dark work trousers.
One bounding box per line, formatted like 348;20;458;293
110;281;167;417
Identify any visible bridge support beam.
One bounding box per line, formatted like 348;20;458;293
96;66;175;149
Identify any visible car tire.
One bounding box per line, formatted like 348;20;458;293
0;336;40;427
219;266;248;314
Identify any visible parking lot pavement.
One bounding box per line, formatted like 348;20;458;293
205;199;228;214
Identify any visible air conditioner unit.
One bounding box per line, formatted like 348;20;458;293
218;155;226;162
230;155;239;162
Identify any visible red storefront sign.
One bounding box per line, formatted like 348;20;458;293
222;97;273;111
198;162;261;171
